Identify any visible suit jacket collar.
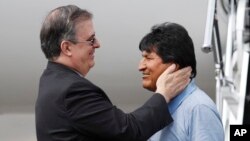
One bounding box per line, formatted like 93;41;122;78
46;61;112;103
46;61;80;77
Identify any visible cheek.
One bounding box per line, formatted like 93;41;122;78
142;77;157;91
144;73;157;85
79;49;90;59
149;74;158;88
151;65;168;81
153;64;167;75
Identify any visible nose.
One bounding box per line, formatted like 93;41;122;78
138;58;146;71
93;38;100;48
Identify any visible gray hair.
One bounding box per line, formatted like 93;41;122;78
40;5;93;60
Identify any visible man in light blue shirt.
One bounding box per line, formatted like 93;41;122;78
138;22;224;141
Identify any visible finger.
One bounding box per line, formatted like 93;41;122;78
174;66;192;78
172;70;191;87
174;78;191;93
162;64;176;75
175;73;190;84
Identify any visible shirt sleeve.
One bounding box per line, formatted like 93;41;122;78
190;105;225;141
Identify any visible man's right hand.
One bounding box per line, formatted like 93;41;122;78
155;64;192;103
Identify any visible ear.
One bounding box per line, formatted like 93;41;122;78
60;40;73;57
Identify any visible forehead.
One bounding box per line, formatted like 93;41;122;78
75;19;95;38
142;50;158;57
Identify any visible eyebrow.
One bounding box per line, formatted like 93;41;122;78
142;53;153;58
141;52;148;57
87;33;95;40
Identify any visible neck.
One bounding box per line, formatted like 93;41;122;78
53;56;87;77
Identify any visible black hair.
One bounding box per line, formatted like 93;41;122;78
139;22;196;78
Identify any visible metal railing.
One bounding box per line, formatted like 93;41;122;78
202;0;249;140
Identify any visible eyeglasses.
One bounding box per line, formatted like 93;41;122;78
71;37;96;46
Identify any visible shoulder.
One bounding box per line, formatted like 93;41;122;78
181;87;221;121
42;65;100;89
183;87;216;109
39;66;107;104
177;86;220;121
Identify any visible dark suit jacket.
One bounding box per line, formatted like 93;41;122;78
35;61;173;141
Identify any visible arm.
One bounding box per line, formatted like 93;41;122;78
190;105;224;141
65;81;172;141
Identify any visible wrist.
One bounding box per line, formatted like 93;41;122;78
155;91;170;103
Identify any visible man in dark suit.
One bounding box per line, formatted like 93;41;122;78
36;5;191;141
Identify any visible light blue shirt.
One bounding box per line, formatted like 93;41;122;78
148;80;224;141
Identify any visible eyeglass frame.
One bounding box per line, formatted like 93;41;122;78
69;37;97;46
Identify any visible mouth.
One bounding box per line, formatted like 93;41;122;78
90;50;95;59
142;73;150;78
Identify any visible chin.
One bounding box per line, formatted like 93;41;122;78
89;62;95;68
143;85;155;92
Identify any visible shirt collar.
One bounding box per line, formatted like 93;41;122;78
168;79;197;114
72;69;84;78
